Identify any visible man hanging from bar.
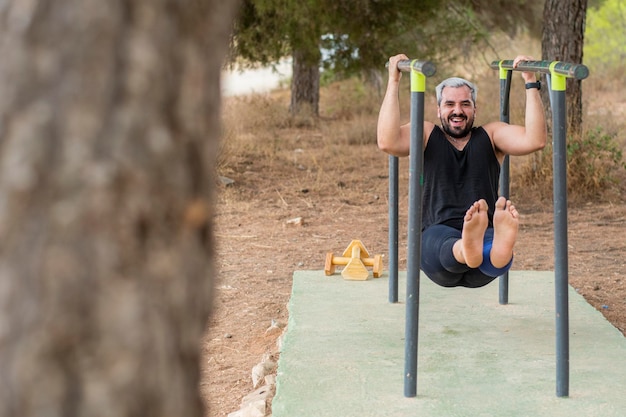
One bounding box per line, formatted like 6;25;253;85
377;54;547;288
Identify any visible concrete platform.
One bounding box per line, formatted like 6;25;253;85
272;270;626;417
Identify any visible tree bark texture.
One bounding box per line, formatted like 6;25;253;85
0;0;239;416
290;48;321;117
542;0;588;137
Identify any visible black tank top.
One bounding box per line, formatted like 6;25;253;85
422;125;500;231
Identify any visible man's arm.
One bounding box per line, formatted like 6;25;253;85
485;55;548;160
377;54;411;157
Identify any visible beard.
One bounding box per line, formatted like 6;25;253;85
441;113;474;139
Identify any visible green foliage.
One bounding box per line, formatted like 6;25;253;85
566;127;626;195
517;127;626;201
584;0;626;70
230;0;298;66
229;0;542;77
459;0;543;36
318;0;441;75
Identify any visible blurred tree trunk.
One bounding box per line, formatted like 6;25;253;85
290;48;321;117
0;0;239;416
542;0;588;137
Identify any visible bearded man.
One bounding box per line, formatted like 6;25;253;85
377;54;547;288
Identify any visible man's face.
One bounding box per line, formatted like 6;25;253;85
437;86;476;139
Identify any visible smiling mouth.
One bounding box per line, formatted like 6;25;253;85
449;116;466;127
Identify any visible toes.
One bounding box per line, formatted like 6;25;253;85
495;196;506;210
465;201;479;218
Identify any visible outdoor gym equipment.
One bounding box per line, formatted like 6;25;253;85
324;239;383;280
386;59;435;398
491;59;589;398
386;58;589;399
385;60;436;305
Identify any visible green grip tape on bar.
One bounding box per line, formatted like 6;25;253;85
410;60;426;92
550;61;567;91
498;60;509;80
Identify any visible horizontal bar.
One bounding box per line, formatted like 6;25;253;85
329;256;378;266
386;59;436;77
490;60;589;80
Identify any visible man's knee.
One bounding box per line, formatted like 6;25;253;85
423;270;463;287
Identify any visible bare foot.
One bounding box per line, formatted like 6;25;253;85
454;199;489;268
490;197;519;268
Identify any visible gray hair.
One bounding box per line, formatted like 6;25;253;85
435;77;478;106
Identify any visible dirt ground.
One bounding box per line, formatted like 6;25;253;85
202;123;626;416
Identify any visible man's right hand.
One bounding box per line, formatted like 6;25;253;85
387;54;409;83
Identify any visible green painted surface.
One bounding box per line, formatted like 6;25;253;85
273;270;626;417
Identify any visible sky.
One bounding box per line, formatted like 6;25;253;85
221;60;292;96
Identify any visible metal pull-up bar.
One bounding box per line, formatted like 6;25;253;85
491;59;588;307
491;59;589;80
490;59;589;398
395;59;437;77
387;57;589;400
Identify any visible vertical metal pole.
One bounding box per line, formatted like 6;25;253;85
498;65;513;305
549;66;570;397
389;155;399;303
404;65;426;398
